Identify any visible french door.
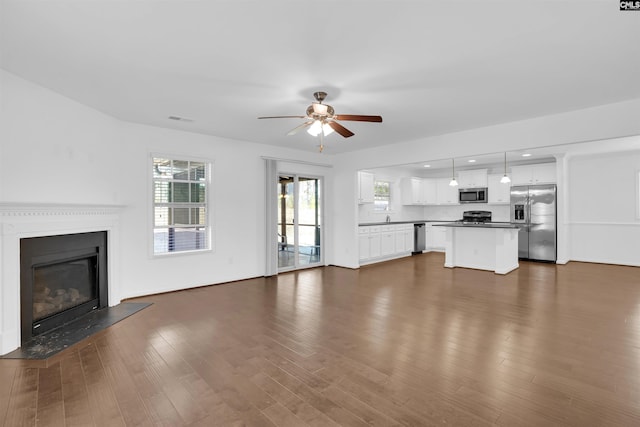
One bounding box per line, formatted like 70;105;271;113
277;174;322;271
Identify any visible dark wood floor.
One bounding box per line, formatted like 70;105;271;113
2;253;640;426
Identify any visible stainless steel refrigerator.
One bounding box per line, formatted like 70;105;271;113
510;184;556;262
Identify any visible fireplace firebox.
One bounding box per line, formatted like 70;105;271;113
20;231;108;343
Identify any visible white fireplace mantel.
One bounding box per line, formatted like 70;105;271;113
0;202;124;355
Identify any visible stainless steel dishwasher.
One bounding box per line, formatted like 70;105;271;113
412;223;426;254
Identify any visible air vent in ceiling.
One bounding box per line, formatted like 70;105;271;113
168;115;194;123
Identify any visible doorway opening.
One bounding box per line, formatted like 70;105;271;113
278;174;322;271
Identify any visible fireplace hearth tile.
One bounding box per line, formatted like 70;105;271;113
1;302;151;360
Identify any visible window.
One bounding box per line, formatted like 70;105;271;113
152;157;210;254
374;180;391;211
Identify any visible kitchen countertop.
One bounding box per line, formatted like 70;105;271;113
433;222;519;229
358;220;455;226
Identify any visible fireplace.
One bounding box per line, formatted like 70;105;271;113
0;203;123;355
20;232;108;343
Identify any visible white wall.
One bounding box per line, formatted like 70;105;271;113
0;70;331;299
566;145;640;266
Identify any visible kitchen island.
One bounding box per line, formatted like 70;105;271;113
433;222;519;274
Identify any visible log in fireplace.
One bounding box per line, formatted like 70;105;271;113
20;231;108;343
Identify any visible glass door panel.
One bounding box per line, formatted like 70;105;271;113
277;174;322;271
297;177;321;266
278;175;294;269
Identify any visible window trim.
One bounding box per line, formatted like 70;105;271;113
150;153;214;257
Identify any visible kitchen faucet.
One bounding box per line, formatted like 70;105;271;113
386;215;391;223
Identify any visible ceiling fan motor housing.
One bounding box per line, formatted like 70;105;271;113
306;103;335;119
313;91;327;103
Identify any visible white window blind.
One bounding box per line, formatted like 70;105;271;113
152;157;210;254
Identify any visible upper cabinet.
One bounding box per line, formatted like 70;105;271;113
401;177;425;205
358;171;375;204
487;174;511;204
510;163;556;186
436;178;459;205
402;177;457;205
401;177;437;205
423;179;437;204
457;169;488;188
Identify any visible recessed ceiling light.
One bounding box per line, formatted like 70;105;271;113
423;164;431;168
522;153;532;157
468;159;476;163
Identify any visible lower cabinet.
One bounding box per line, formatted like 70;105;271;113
359;226;380;261
425;222;447;251
380;227;395;257
359;224;414;264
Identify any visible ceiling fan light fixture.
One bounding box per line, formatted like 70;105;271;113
307;120;322;136
259;91;382;150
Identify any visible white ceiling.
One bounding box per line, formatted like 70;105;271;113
2;1;639;155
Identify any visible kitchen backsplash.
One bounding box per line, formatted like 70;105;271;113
423;204;510;222
358;203;510;223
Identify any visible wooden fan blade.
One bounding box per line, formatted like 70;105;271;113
286;121;313;136
257;115;306;119
328;121;355;138
334;114;383;122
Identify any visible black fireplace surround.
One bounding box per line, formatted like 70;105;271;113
20;231;108;343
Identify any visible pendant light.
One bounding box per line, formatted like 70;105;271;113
449;158;458;187
500;152;511;184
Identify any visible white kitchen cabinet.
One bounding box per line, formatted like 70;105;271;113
487;174;511;204
436;178;459;205
380;225;396;256
395;229;406;252
358;230;370;261
358;226;381;261
423;179;438;204
424;223;433;249
457;169;488;188
405;225;415;252
369;231;381;258
358;171;375;204
425;222;447;251
359;224;414;263
432;226;447;250
401;177;425;205
395;224;414;252
510;163;556;185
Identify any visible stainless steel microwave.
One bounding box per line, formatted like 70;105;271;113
459;188;487;203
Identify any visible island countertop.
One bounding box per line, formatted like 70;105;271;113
433;222;519;229
358;219;455;226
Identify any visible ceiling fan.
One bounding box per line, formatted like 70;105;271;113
258;91;382;152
